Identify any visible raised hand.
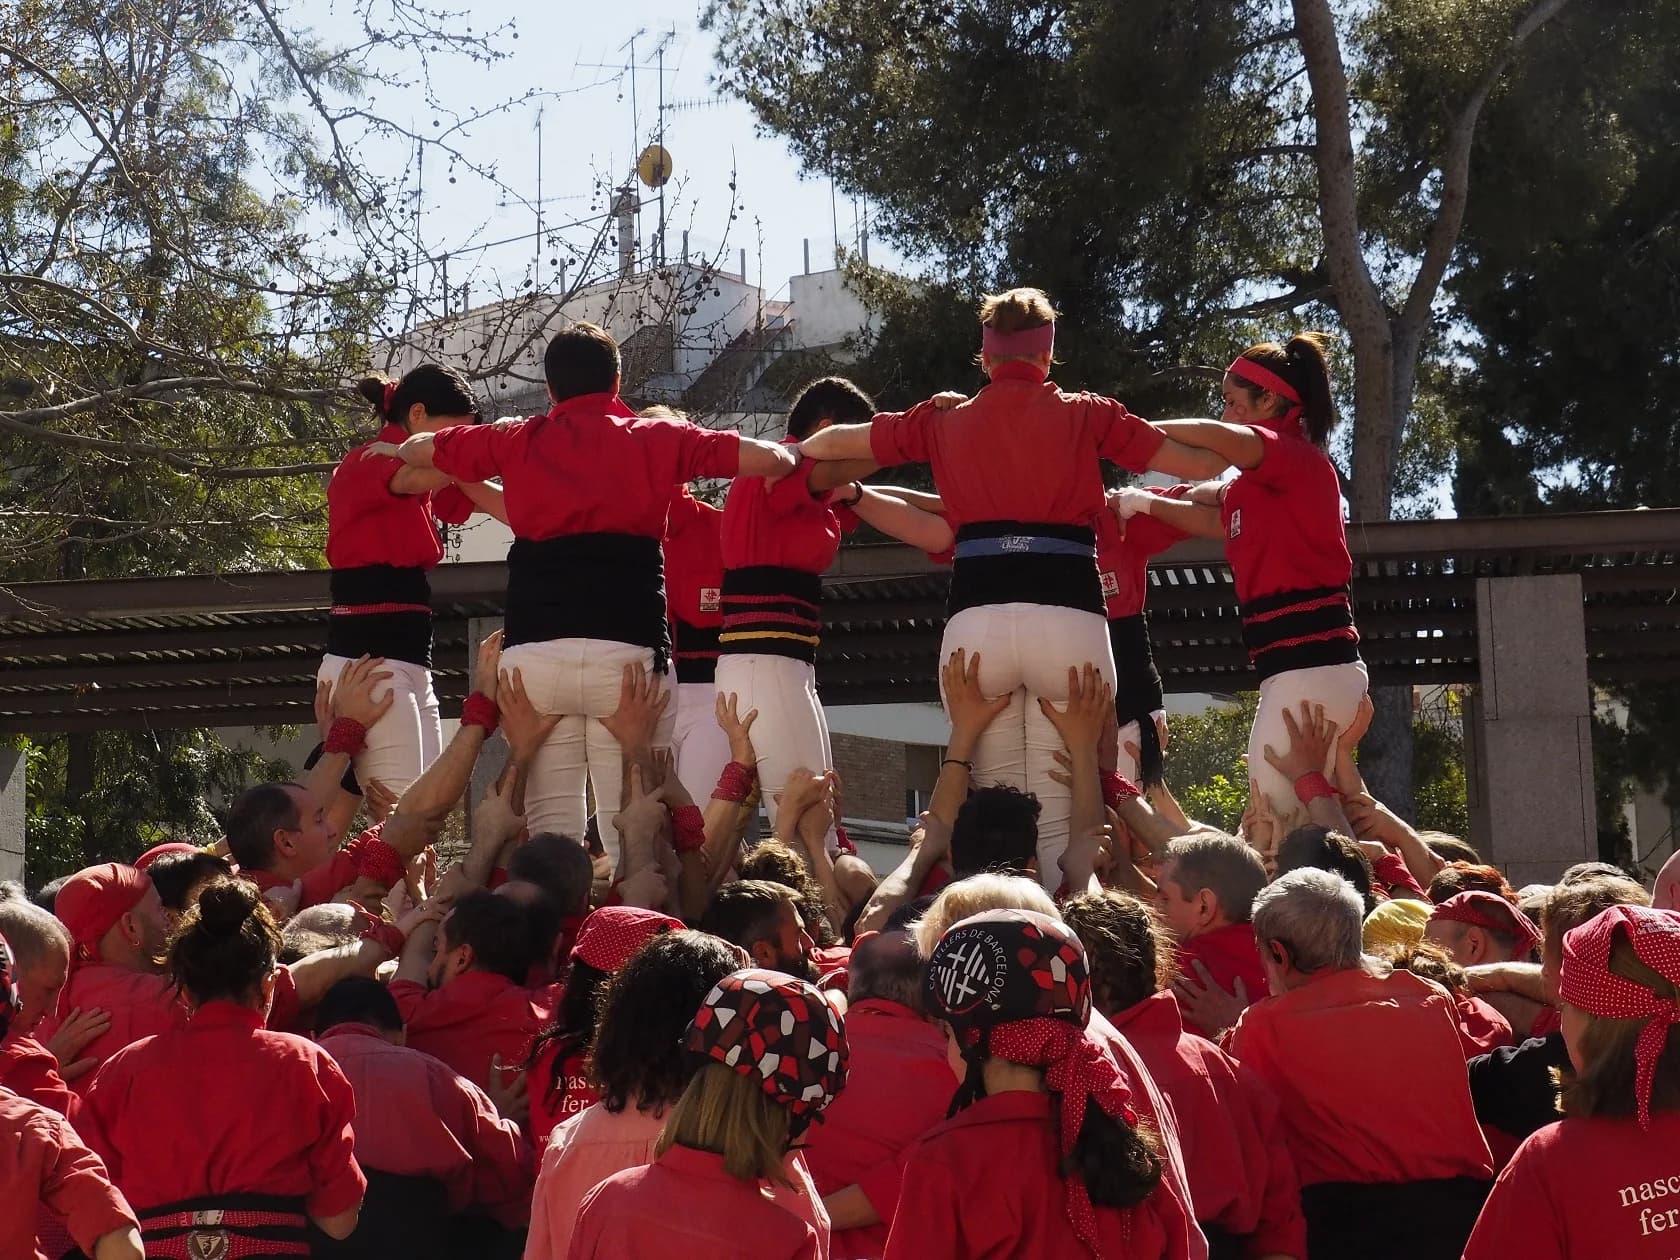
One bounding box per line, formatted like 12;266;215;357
942;648;1010;743
497;666;560;766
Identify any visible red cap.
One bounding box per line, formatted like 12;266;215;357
55;864;152;963
570;906;683;973
133;842;201;873
1430;890;1541;954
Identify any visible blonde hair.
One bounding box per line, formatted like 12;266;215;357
913;873;1058;958
979;287;1057;332
657;1062;794;1186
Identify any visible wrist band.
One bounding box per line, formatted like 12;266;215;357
671;804;707;854
942;758;973;772
355;909;407;955
324;717;367;757
1294;772;1338;805
713;761;758;804
460;691;499;736
834;824;857;857
1101;770;1142;807
353;837;407;889
840;482;864;509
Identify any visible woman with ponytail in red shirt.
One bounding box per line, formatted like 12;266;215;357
324;365;504;795
1113;335;1367;829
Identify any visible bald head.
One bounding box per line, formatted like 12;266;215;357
847;929;927;1013
278;902;362;964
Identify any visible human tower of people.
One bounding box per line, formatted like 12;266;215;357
4;288;1676;1260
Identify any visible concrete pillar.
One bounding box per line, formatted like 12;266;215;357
0;746;23;884
1467;574;1596;885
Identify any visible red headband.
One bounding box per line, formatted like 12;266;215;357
1430;891;1541;955
1559;905;1680;1128
1226;355;1301;404
982;321;1054;360
382;380;399;415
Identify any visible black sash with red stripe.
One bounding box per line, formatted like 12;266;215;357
326;565;433;667
1239;584;1362;681
718;566;823;663
138;1193;310;1259
673;619;722;683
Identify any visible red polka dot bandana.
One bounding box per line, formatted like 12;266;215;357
1560;904;1680;1128
0;931;18;1042
685;969;849;1118
570;906;685;974
1430;890;1541;955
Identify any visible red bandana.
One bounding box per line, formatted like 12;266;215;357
1559;905;1680;1128
571;906;684;973
1430;890;1541;955
55;863;151;967
980;1017;1137;1257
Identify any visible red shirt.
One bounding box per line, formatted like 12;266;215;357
1218;425;1352;604
317;1024;533;1226
1227;966;1494;1187
1094;486;1189;620
243;825;387;911
528;1042;600;1150
1370;851;1428;901
1454;991;1516;1059
34;966;189;1095
1;1087;137;1260
430;394;740;542
1176;922;1269;1038
665;485;725;629
0;1034;82;1128
1109;991;1305;1255
868;365;1166;529
569;1142;822;1260
802;999;957;1258
1464;1111;1680;1260
81;1002;365;1218
390;970;553;1092
721;447;852;575
882;1090;1193;1260
327;423;474;570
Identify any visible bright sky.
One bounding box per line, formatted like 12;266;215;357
303;0;900;315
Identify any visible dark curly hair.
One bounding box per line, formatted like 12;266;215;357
1060;889;1171;1017
590;931;743;1114
168;876;282;1007
737;840;837;948
527;959;608;1109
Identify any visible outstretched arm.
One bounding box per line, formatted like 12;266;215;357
455;480;508;523
850;486;954;554
1111;488;1223;540
1154;419;1266;471
737;436;801;479
799;423;874;461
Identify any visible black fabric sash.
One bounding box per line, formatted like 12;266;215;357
504;532;669;668
949;520;1104;617
325;565;433;668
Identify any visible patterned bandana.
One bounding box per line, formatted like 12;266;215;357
685;969;848;1118
1430;891;1542;955
1559;904;1680;1128
925;910;1136;1257
571;906;684;974
0;931;17;1042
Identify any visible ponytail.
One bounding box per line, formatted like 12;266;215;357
167;875;281;1007
355;363;480;434
1063;1095;1164;1208
1233;332;1338;446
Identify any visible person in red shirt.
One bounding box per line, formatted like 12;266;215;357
800;289;1220;891
804;929;957;1260
313;976;533;1253
526;906;684;1147
894;908;1198;1259
80;876;365;1254
568;968;847;1260
1229;869;1494;1259
0;934;143;1260
716;377;888;844
525;930;754;1260
699;879;821;984
324;364;504;796
391;888;554;1091
1095;485;1189;787
377;322;797;865
1155;833;1271;1038
1465;904;1680;1259
1116;336;1368;828
0;889;92;1119
1061;888;1306;1260
661;471;733;804
1429;890;1548;1035
34;864;185;1095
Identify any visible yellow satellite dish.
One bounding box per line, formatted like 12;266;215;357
637;144;674;189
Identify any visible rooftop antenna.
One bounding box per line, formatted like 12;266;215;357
535;105;544;291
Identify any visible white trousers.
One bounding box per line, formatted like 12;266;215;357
941;604;1117;892
673;681;732;807
317;654;442;798
1248;660;1370;827
1115;710;1167;786
714;654;835;843
501;638;676;868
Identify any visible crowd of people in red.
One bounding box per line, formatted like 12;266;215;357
4;293;1676;1260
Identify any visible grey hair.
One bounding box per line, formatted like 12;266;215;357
1162;832;1268;924
0;884;72;973
1252;868;1364;975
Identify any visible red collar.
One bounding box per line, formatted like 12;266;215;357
657;1142;767;1185
190;1001;267;1031
985;361;1050;385
847;998;927;1023
1107;988;1183;1040
547;391;635;421
376;422;409;445
318;1021;392;1044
